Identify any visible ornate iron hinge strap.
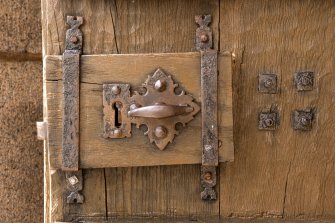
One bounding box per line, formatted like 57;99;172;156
196;15;218;200
62;16;83;171
62;16;84;206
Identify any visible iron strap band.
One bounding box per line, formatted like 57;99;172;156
62;16;85;214
62;16;83;171
196;15;219;200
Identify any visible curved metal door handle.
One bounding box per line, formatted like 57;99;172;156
128;103;194;119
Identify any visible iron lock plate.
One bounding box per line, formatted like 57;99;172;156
102;68;200;150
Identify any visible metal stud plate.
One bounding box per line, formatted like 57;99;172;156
292;109;314;131
294;71;314;91
258;112;278;131
258;73;278;94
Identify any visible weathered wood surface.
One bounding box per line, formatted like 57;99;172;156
54;218;335;223
44;0;219;55
220;0;335;219
43;0;335;222
50;169;107;222
43;0;220;221
45;53;233;169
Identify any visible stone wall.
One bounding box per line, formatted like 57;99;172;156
0;0;43;222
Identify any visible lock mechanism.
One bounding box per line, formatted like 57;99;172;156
103;68;201;150
50;14;221;206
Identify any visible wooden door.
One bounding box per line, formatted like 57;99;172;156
42;0;335;222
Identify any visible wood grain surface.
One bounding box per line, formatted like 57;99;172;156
220;0;335;218
43;0;335;222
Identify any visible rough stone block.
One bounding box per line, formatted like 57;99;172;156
0;0;41;54
0;60;43;222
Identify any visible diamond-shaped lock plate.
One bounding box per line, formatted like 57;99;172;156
103;68;200;151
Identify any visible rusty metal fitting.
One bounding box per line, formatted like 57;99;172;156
258;73;278;94
204;172;213;182
129;103;139;111
258;112;278;130
113;129;122;137
70;36;78;43
264;118;274;127
294;71;314;91
154;79;166;92
154;126;167;139
292;109;314;131
68;175;79;186
200;33;209;43
301;76;312;86
111;85;121;95
264;79;274;88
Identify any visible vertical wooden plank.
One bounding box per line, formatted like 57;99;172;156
43;65;52;223
49;169;107;222
46;0;119;55
66;169;107;221
106;165;219;219
43;2;53;222
105;0;220;220
42;0;50;220
220;0;335;219
43;1;109;221
111;0;220;54
46;80;108;221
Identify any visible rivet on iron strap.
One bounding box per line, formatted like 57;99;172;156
196;15;218;200
62;16;83;171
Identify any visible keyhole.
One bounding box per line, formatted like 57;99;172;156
113;102;123;128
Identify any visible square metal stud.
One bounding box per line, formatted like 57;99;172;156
294;71;314;91
258;74;277;94
292;109;313;131
258;112;278;131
